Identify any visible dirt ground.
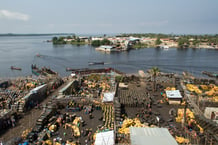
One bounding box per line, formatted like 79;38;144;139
50;108;103;145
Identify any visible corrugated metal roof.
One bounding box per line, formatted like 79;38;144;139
59;81;74;93
130;127;178;145
30;84;47;94
166;90;182;99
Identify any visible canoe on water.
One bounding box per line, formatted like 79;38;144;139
88;62;105;65
10;66;22;71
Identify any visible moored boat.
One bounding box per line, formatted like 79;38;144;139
88;62;104;65
95;45;118;52
10;66;22;71
31;64;57;76
160;45;169;50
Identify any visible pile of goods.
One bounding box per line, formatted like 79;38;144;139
164;87;176;91
186;84;218;96
73;117;81;126
176;108;194;123
204;84;218;97
102;105;114;129
43;140;78;145
175;136;189;144
118;118;147;134
186;83;218;102
176;108;203;133
186;84;202;94
159;93;168;104
64;117;81;137
78;74;112;97
21;128;32;139
48;124;57;132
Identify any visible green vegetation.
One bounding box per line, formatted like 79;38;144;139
178;37;190;48
132;42;148;49
155;38;162;45
52;35;89;45
52;36;66;44
91;39;112;46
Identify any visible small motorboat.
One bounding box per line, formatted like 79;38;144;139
66;67;76;72
36;53;43;58
88;62;104;65
10;66;22;71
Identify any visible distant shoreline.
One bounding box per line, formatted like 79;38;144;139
0;33;75;37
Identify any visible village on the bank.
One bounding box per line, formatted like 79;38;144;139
52;34;218;51
0;65;218;145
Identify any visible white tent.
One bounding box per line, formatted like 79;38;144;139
102;92;115;102
95;130;114;145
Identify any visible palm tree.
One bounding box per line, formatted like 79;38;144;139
148;67;160;92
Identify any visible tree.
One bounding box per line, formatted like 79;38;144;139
76;38;80;42
155;38;162;45
101;39;111;45
91;40;101;46
52;36;66;44
52;37;58;42
178;38;189;48
67;36;72;39
148;67;160;92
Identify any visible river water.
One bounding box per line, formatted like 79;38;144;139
0;35;217;78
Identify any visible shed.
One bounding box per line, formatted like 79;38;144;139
130;127;178;145
166;90;182;104
204;107;218;123
95;130;114;145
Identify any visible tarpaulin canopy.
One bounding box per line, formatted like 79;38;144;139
102;92;115;102
95;130;114;145
166;90;182;99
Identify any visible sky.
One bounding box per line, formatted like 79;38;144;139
0;0;218;34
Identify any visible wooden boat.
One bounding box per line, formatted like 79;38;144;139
31;64;57;76
31;65;41;76
202;71;218;78
66;67;124;75
66;68;89;72
88;62;104;65
10;66;22;71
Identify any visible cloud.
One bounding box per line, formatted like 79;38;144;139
0;10;29;21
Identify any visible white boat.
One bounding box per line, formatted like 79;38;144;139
160;45;169;50
95;45;118;52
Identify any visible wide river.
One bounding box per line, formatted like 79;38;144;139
0;35;217;78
